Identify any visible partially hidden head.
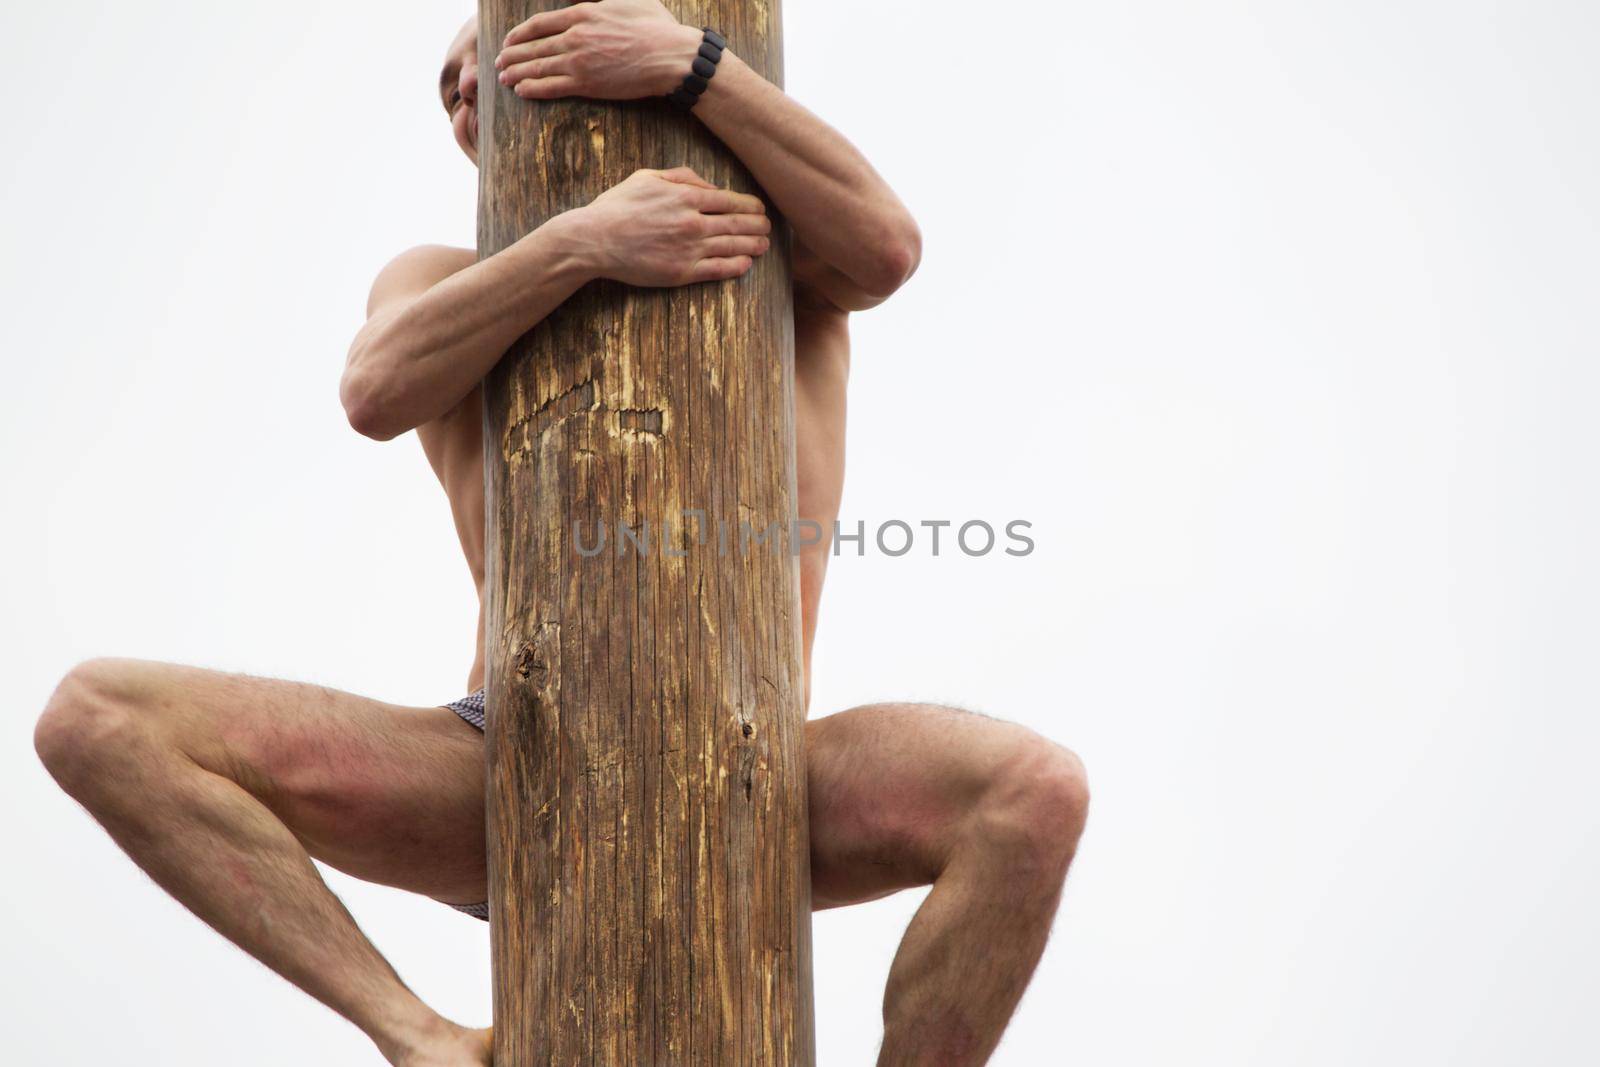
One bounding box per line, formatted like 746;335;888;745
439;16;480;165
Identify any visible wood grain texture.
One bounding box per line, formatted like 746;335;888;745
475;1;814;1063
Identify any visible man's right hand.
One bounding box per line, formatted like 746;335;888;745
566;166;772;287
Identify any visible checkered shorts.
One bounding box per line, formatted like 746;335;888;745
440;687;488;921
443;687;486;731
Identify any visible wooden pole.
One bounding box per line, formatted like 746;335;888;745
474;2;814;1063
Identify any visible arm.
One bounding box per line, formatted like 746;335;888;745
496;0;922;309
341;167;770;441
690;51;921;307
341;219;589;441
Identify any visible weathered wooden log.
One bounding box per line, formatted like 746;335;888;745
475;1;814;1062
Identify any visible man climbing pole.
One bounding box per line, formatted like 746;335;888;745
33;4;1090;1064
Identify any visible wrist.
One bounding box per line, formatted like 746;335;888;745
665;27;733;112
658;23;707;96
689;46;751;124
530;208;607;285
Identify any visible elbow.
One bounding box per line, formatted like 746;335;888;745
346;405;400;443
889;219;923;287
862;215;923;300
339;362;404;442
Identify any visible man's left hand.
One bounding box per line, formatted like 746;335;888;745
495;0;704;101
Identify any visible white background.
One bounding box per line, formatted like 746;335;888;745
3;0;1597;1063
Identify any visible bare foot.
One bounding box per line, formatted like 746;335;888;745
393;1023;492;1066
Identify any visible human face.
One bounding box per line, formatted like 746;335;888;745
439;18;480;165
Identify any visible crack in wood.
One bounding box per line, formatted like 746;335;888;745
613;407;665;437
502;378;598;462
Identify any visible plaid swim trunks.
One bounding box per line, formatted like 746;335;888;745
443;687;486;732
440;687;488;921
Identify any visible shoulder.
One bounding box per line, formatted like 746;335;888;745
366;244;476;316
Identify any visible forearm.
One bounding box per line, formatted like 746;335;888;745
342;214;593;440
692;48;921;297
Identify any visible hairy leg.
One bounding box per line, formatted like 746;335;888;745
806;702;1089;1067
33;658;492;1067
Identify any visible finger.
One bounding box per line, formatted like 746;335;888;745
700;211;773;237
514;75;581;100
692;187;766;216
504;4;592;47
495;34;568;72
690;255;755;283
501;53;573;87
700;234;772;259
658;166;717;190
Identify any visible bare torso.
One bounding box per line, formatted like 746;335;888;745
413;244;851;695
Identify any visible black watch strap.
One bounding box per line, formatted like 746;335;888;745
667;28;726;110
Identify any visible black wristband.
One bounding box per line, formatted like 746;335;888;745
667;27;725;111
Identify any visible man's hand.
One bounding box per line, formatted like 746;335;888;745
495;0;701;101
493;0;921;308
566;166;772;286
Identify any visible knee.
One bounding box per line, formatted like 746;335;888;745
973;738;1089;883
34;658;162;793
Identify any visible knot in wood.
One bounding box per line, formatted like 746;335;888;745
513;641;548;681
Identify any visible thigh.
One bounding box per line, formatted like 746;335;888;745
804;702;1055;910
89;658;487;904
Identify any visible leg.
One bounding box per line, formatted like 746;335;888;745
32;658;493;1067
806;702;1089;1067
